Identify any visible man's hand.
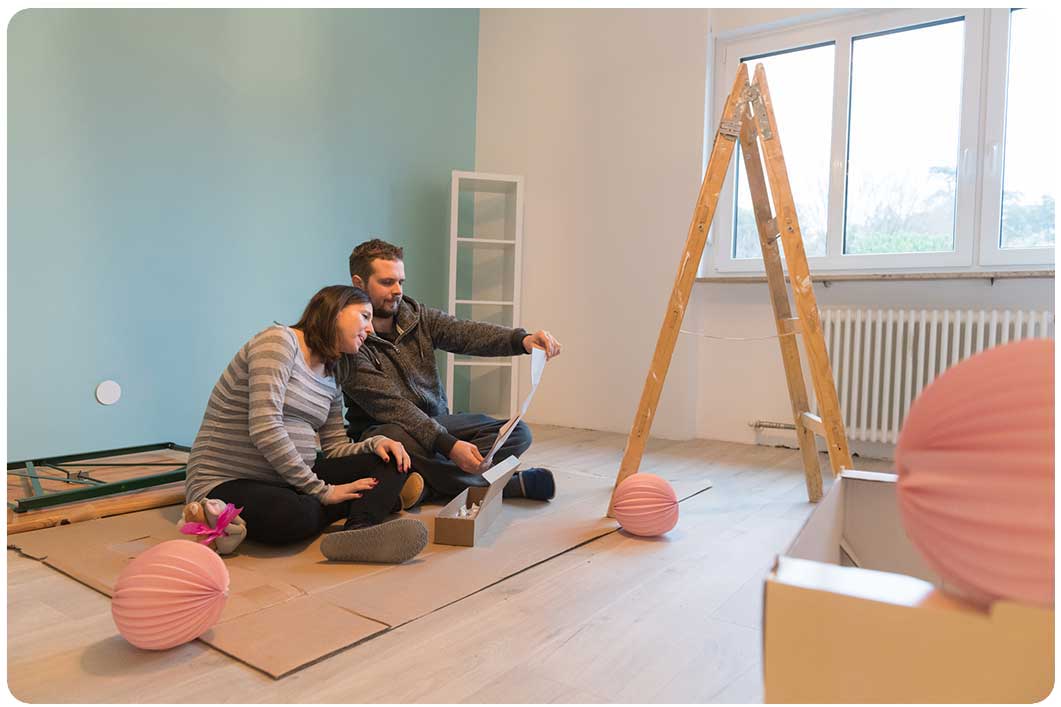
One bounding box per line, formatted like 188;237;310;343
448;440;484;474
523;330;562;360
322;477;378;505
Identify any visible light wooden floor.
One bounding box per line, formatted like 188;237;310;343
7;424;893;703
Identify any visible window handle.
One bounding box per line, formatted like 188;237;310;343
988;142;1001;177
959;148;973;183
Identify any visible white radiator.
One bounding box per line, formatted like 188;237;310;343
812;307;1054;444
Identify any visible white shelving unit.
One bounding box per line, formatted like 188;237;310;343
446;170;524;421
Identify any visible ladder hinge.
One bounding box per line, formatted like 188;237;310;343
740;84;774;141
719;119;741;139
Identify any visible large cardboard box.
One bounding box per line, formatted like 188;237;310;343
763;470;1054;703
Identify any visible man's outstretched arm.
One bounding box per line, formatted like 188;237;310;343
425;307;562;359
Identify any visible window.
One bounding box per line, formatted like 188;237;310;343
845;19;964;256
998;9;1054;251
978;7;1056;267
707;8;1054;276
734;43;834;259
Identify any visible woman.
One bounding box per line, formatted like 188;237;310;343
185;285;428;563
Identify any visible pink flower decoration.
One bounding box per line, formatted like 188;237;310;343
180;503;243;546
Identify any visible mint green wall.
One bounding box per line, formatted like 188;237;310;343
8;9;478;459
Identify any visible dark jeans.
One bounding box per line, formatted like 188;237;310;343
358;413;532;498
210;453;404;545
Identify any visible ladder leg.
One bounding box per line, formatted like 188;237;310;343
750;64;853;476
607;64;750;516
738;103;823;502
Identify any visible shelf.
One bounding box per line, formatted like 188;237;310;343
455;299;514;306
457;237;515;246
449;169;523;425
455;175;519;194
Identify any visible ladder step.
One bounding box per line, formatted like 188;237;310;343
800;411;826;437
779;317;801;335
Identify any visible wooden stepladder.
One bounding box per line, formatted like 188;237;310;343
608;63;853;515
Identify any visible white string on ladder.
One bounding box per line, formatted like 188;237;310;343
678;328;795;342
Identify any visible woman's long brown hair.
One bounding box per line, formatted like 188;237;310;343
291;285;370;376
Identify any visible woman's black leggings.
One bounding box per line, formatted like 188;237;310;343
210;453;405;545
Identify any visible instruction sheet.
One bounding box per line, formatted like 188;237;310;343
481;346;547;477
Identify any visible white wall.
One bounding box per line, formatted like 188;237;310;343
710;7;821;36
475;9;1055;454
476;9;711;440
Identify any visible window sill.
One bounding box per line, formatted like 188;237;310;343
696;269;1054;285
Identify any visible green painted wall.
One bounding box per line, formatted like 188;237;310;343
8;9;478;458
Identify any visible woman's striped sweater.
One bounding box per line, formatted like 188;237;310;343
185;325;382;504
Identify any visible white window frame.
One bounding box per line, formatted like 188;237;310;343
702;8;1054;277
977;8;1055;268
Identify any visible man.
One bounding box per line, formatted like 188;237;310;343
341;239;562;506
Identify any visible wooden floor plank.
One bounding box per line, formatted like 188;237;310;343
706;659;766;703
7;424;893;703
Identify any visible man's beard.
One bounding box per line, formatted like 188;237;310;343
375;296;401;317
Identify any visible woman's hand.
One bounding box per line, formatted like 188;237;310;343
322;477;378;505
375;438;411;473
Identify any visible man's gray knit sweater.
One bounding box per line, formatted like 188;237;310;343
341;296;528;455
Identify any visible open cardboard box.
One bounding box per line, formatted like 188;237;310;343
435;455;520;547
763;470;1054;703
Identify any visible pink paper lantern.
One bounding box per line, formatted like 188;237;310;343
896;338;1054;607
613;473;679;536
111;539;230;650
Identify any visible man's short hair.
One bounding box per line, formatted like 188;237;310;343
349;239;404;282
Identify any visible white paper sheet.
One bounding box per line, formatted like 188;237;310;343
480;347;547;472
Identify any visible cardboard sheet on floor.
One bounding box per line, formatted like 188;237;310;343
9;469;711;678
